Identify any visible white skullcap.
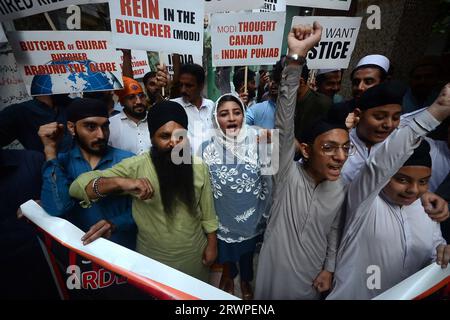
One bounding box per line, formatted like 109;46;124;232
355;54;390;73
316;69;341;76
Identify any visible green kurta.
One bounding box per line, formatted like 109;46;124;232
69;152;218;282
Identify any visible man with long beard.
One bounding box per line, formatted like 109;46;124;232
39;98;136;249
69;101;219;282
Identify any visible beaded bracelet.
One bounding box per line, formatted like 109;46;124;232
92;177;106;198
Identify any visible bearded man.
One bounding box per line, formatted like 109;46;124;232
39;98;136;249
69;101;218;282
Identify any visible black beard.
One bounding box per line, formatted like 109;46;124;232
150;146;195;217
74;132;107;157
124;104;147;119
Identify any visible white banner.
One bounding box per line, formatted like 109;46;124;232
205;0;265;13
119;50;151;79
0;50;31;110
8;31;123;96
211;11;286;67
291;16;361;69
0;0;107;22
253;0;286;12
110;0;204;56
373;263;450;300
286;0;352;11
20;200;239;300
161;52;203;75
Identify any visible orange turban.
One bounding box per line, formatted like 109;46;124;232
116;76;143;102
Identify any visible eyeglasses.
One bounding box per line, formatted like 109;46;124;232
320;143;355;156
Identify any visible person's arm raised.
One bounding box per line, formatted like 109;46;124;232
274;22;322;182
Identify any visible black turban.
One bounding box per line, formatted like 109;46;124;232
299;117;348;144
147;101;188;138
358;80;407;111
403;139;432;168
66;98;109;123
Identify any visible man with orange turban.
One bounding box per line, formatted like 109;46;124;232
109;77;150;155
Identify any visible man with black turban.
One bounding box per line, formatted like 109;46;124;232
39;98;136;248
341;81;449;223
328;83;450;300
69;100;219;282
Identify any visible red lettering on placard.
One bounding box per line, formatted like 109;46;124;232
82;271;98;289
120;0;159;19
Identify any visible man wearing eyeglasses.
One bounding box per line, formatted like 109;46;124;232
109;77;151;155
256;22;351;300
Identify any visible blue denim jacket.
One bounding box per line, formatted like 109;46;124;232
41;145;136;249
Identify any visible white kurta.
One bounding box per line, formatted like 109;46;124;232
171;97;215;157
254;65;345;300
427;138;450;192
108;110;150;155
341;109;426;185
328;110;446;300
340;128;382;185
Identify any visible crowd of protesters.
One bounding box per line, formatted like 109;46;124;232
1;22;450;301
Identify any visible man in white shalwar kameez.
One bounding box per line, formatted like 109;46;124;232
328;82;450;300
255;23;351;300
340;93;449;222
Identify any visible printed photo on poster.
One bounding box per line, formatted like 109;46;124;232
8;31;124;96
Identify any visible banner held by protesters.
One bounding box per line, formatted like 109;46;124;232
7;30;124;96
119;50;151;79
204;0;265;13
211;11;286;67
161;52;202;75
20;200;239;300
0;48;31;109
253;0;286;12
0;0;107;22
291;16;362;69
109;0;204;55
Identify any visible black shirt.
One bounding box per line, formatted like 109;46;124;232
0;98;72;152
0;149;59;299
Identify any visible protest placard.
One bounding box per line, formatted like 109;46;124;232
291;16;362;69
119;50;151;79
205;0;265;13
253;0;286;12
0;49;30;110
8;31;123;96
0;0;107;22
211;11;286;67
286;0;352;11
160;52;202;75
109;0;204;55
21;200;239;300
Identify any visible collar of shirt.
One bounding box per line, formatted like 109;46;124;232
176;97;212;111
350;128;384;156
350;128;370;155
70;144;115;169
119;110;148;124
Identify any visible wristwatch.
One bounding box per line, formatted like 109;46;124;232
285;53;306;65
